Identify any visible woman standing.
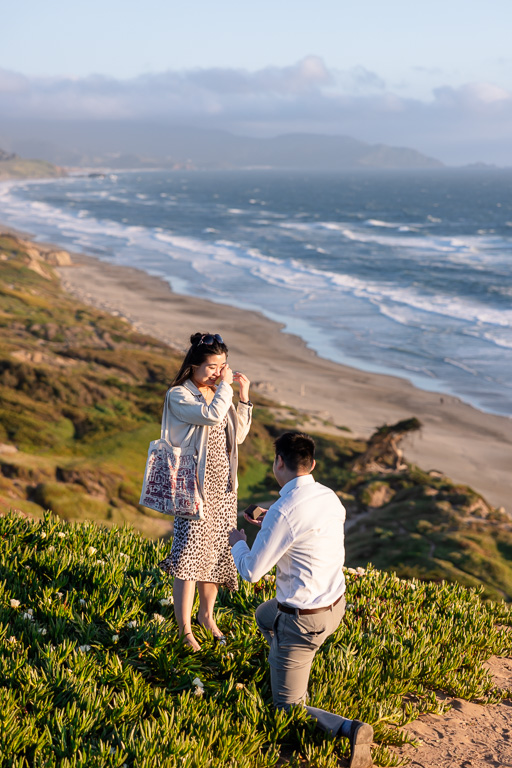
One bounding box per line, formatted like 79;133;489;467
159;332;252;650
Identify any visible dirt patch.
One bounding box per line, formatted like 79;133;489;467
395;656;512;767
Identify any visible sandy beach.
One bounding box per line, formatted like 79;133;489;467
51;249;512;513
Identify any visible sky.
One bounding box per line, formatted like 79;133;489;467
2;0;512;164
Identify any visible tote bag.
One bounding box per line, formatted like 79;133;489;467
139;397;204;520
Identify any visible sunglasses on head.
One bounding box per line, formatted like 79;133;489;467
197;333;224;347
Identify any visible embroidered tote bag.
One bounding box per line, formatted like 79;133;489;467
139;398;204;520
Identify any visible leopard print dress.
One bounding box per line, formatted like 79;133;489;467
159;415;239;591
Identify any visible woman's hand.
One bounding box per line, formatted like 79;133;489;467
219;364;233;385
233;371;250;402
229;528;247;546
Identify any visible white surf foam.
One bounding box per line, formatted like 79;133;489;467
3;180;511;336
280;218;512;266
364;219;402;228
2;176;512;416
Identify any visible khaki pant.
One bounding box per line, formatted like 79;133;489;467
255;596;350;734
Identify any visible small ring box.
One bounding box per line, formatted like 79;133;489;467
243;504;267;520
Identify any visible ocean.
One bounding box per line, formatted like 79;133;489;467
1;169;512;417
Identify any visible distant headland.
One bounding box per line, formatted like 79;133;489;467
0;122;443;171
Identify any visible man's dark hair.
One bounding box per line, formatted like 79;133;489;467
274;432;315;473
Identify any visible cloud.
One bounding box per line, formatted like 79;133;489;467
345;66;386;92
0;69;29;94
433;82;511;108
0;58;378;120
1;60;512;164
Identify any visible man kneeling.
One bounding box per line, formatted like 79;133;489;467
229;432;373;768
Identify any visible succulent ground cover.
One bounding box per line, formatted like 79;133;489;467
1;510;511;768
2;232;512;602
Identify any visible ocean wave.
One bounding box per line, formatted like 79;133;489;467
482;330;512;349
364;219;402;228
279;218;512;260
368;283;512;328
150;230;512;329
2;182;511;336
363;219;421;232
325;224;477;253
2;176;512;417
443;357;480;376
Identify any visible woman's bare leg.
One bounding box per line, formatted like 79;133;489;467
197;582;224;638
173;577;201;650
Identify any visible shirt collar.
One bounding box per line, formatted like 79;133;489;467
183;379;201;396
183;378;217;398
279;474;315;497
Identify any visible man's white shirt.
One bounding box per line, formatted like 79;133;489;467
231;474;346;609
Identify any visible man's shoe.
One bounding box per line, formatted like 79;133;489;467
348;719;373;768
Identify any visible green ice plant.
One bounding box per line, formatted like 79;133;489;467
1;511;511;768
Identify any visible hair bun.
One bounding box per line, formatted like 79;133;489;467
190;332;203;345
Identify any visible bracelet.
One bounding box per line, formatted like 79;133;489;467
239;400;252;406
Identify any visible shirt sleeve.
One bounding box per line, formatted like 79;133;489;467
231;505;294;583
168;381;233;426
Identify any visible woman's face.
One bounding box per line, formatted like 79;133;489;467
192;353;227;387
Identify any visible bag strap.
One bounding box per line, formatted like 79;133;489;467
161;394;169;441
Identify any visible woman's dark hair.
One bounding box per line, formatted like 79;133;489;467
274;432;315;472
170;333;228;387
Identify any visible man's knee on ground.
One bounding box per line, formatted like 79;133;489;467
272;686;308;711
255;609;266;635
255;600;275;633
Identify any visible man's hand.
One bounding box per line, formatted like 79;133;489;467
243;510;267;527
229;528;247;547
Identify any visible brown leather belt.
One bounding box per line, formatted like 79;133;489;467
277;594;343;616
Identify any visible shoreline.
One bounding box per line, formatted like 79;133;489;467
55;251;512;512
2;222;512;510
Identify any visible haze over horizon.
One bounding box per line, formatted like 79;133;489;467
2;0;512;166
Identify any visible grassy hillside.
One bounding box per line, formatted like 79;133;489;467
1;234;512;600
0;151;65;180
0;510;511;768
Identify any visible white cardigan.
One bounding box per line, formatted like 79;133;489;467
162;379;253;496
